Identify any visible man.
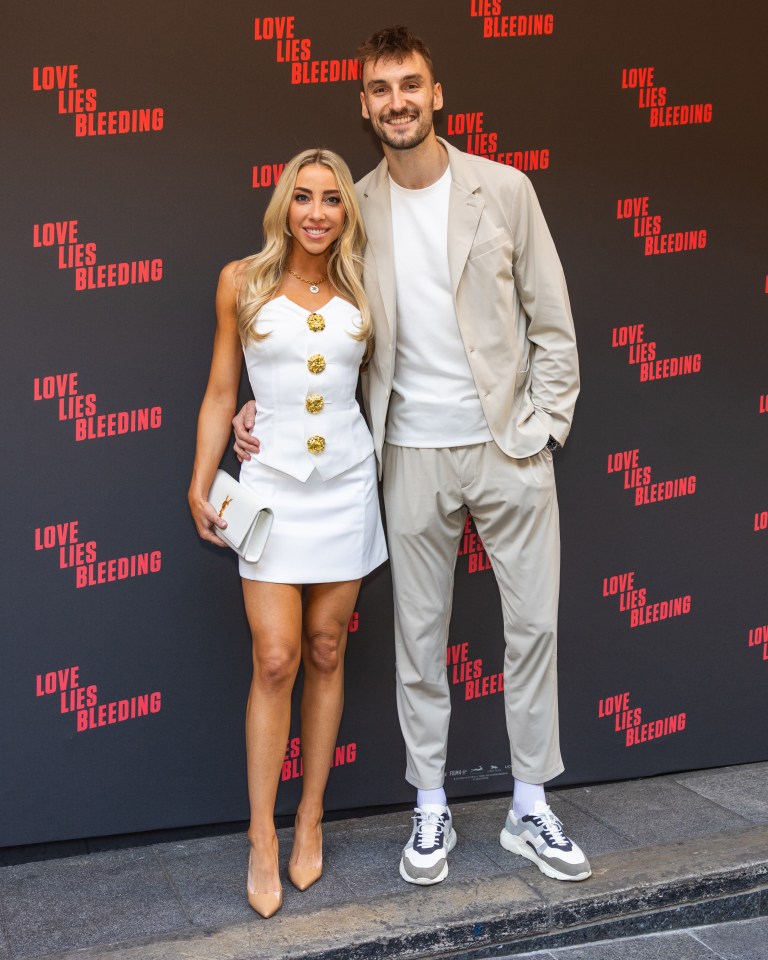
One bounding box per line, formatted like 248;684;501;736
234;26;589;886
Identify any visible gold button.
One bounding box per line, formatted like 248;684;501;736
307;435;326;454
305;393;324;413
307;354;326;374
306;313;325;332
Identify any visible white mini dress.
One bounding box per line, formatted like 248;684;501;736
238;296;387;584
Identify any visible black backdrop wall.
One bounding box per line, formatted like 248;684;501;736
2;0;767;847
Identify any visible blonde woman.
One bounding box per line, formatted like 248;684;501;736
188;149;387;917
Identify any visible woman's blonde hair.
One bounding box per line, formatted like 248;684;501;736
236;148;371;349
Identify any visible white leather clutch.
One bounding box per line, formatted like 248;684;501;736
208;469;274;563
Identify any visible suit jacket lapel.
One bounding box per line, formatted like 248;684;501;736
359;159;396;339
442;139;484;294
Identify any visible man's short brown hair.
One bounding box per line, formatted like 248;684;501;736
358;26;436;82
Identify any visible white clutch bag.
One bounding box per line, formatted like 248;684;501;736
208;469;274;563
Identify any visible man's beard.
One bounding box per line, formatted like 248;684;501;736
371;109;434;151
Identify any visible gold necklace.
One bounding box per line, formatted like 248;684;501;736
288;268;327;295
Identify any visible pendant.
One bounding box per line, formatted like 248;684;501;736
309;283;319;294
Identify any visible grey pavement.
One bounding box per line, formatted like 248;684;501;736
0;762;766;960
509;916;768;959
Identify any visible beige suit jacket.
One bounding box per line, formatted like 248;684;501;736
355;138;579;473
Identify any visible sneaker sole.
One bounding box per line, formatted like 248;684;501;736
499;828;591;882
399;828;457;886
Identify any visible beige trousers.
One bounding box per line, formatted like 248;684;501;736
382;441;564;788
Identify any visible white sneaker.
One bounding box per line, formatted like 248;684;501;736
399;806;457;885
500;801;591;881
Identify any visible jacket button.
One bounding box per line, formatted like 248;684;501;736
306;313;325;332
305;394;324;413
307;354;326;374
307;435;326;454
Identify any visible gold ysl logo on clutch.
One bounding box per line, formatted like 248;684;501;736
218;496;233;518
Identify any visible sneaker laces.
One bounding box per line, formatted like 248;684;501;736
413;809;445;851
530;806;571;849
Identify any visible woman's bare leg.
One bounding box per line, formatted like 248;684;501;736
242;579;303;897
290;579;361;875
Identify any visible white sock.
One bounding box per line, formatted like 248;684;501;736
512;779;545;819
417;787;447;810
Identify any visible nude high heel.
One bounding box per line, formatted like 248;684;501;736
247;887;283;918
288;823;323;891
287;859;322;891
247;841;283;918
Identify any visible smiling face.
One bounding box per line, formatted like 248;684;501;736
287;164;346;258
360;52;443;152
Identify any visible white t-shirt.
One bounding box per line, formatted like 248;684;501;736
387;168;492;447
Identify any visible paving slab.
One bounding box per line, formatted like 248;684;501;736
691;915;768;960
323;806;409;838
549;930;717;958
557;778;752;845
0;848;189;959
676;762;768;823
498;915;768;959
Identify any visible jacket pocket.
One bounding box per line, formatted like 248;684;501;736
466;230;509;260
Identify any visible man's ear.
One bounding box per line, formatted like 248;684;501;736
360;90;370;120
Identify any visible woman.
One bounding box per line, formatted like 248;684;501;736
188;148;387;918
